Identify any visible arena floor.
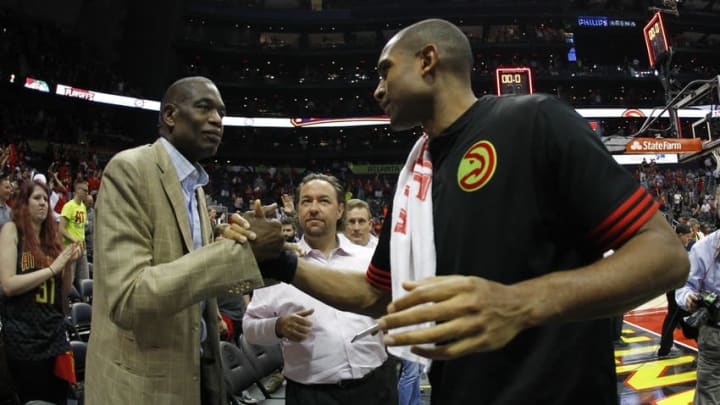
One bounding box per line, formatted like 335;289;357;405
619;295;698;404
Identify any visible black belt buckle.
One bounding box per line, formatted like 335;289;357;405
336;379;353;389
335;375;366;389
335;360;384;389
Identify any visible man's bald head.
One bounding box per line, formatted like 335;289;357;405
156;76;225;161
392;19;473;78
158;76;214;128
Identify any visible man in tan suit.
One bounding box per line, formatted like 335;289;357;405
85;76;284;404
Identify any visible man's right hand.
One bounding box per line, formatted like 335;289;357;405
226;214;256;244
687;292;700;312
244;200;284;262
246;217;284;262
275;308;314;342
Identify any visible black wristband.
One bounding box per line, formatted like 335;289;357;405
259;250;298;283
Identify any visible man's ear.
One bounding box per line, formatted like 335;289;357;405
161;104;177;129
419;44;439;76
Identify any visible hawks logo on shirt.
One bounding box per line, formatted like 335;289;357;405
457;140;497;192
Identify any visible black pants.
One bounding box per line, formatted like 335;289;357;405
659;289;693;354
229;318;243;344
6;356;67;405
611;313;624;341
285;358;398;405
0;336;20;405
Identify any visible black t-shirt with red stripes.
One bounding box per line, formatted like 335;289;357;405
367;94;657;405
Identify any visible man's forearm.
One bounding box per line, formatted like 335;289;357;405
292;260;390;318
242;316;282;345
517;213;689;328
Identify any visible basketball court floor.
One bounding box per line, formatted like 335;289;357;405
618;295;697;404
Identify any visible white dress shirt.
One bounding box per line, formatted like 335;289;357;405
367;233;379;250
338;232;379;250
243;236;387;384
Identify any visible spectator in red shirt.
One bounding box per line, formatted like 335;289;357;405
87;169;101;195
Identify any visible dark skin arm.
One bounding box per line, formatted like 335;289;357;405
376;212;689;360
289;211;687;361
293;260;391;318
248;199;390;316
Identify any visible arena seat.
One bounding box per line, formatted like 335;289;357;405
220;340;262;405
70;340;87;404
69;303;92;342
70;340;87;382
237;335;283;399
68;286;82;304
78;279;93;304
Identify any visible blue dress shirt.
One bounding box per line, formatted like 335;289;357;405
159;137;209;342
677;229;720;312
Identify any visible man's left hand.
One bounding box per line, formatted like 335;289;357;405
377;275;530;360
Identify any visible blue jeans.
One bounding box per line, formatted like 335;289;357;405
398;359;422;405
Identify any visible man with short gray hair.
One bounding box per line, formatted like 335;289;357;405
342;199;378;249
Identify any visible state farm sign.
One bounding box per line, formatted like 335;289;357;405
625;137;702;154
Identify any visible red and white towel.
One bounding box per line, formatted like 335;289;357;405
389;134;436;368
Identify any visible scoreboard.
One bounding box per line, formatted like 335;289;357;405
495;67;534;96
643;11;671;67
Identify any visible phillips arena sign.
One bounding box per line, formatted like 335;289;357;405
625;137;703;153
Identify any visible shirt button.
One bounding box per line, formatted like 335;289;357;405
192;376;199;382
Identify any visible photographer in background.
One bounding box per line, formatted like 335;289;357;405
657;223;696;357
676;229;720;404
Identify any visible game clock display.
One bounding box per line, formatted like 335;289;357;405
495;67;534;96
643;11;671;67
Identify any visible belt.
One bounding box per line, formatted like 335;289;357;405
288;358;390;390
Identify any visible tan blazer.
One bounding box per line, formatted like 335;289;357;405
85;140;263;405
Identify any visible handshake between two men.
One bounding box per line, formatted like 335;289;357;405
222;200;299;283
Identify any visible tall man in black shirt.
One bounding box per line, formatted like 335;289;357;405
259;18;689;404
